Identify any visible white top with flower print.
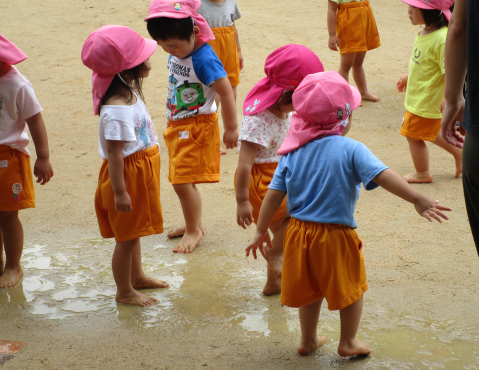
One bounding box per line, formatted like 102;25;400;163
238;109;291;164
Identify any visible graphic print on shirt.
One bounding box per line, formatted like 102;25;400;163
134;115;157;148
167;74;178;112
412;48;421;65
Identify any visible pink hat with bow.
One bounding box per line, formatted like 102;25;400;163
400;0;454;21
243;44;324;116
0;33;27;65
278;71;362;155
81;25;157;115
145;0;215;43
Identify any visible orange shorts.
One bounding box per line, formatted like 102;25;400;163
208;26;240;87
234;163;288;224
164;113;220;185
95;145;164;242
281;219;368;311
336;0;381;55
400;110;442;141
0;145;35;212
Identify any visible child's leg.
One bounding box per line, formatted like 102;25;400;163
297;298;327;356
338;295;371;357
130;241;169;290
338;53;357;83
352;52;380;102
0;211;24;288
263;216;289;296
404;137;434;183
0;229;4;276
112;238;157;306
432;131;463;178
171;183;203;253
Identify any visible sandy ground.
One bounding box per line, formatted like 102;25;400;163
1;0;479;369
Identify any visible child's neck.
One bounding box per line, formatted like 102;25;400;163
419;24;439;36
0;63;13;78
267;104;288;120
207;0;226;4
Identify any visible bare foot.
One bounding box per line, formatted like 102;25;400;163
338;339;371;357
403;172;433;183
173;229;203;254
361;92;380;102
0;267;23;288
131;274;169;289
264;246;283;278
116;290;157;307
167;224;205;238
263;265;281;296
220;147;227;155
297;336;327;356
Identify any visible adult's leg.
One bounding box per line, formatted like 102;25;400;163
352;51;380;102
297;298;327;355
0;211;24;288
404;137;433;183
338;295;371;357
463;132;479;255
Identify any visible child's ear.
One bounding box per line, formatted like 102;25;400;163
194;26;200;37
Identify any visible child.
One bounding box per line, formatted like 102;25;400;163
81;25;168;306
235;44;324;296
198;0;243;155
327;0;381;102
0;33;54;288
396;0;461;183
246;71;451;357
146;0;239;254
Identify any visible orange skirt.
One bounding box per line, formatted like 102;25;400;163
400;110;442;141
234;163;287;224
208;26;240;87
281;219;367;311
0;145;35;211
336;0;381;55
95;145;164;242
164;113;220;185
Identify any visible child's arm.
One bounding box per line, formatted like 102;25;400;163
211;78;239;149
25;112;53;185
373;169;451;222
327;1;340;51
233;23;243;71
245;189;286;259
106;140;132;213
396;73;408;92
236;140;258;229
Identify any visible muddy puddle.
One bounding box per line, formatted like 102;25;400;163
1;239;478;369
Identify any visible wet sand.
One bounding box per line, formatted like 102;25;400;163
1;0;479;368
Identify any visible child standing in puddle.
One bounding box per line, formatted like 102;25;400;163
82;25;168;307
246;71;451;357
146;0;239;254
235;44;323;296
0;33;54;288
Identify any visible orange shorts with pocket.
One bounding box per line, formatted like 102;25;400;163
336;0;381;55
400;110;442;141
0;145;35;212
208;26;240;87
95;145;164;242
164;113;220;185
234;163;287;224
281;218;368;311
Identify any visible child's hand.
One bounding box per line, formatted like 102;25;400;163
34;158;54;185
396;74;408;92
328;35;340;51
414;196;451;222
237;200;254;229
245;230;273;259
223;128;239;149
114;191;132;213
238;50;244;71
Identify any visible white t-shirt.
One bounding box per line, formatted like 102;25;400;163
98;94;159;159
0;67;43;156
238;110;291;164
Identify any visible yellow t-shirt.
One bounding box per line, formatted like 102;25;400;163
405;27;447;119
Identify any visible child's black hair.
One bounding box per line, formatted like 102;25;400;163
419;8;450;29
146;17;194;41
99;62;147;115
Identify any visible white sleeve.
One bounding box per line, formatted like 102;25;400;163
16;82;42;120
239;115;273;149
101;118;136;142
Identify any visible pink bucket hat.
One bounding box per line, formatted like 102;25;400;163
81;25;157;115
0;33;27;65
278;71;361;155
145;0;214;43
400;0;454;21
243;44;324;116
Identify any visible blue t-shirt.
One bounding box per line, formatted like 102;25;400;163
269;136;388;228
166;43;226;121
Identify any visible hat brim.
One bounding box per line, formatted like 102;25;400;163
144;11;189;21
243;77;285;115
399;0;452;20
129;38;157;70
350;85;362;111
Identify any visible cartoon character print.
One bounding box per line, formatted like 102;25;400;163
135;116;157;149
172;80;207;120
167;74;178;113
